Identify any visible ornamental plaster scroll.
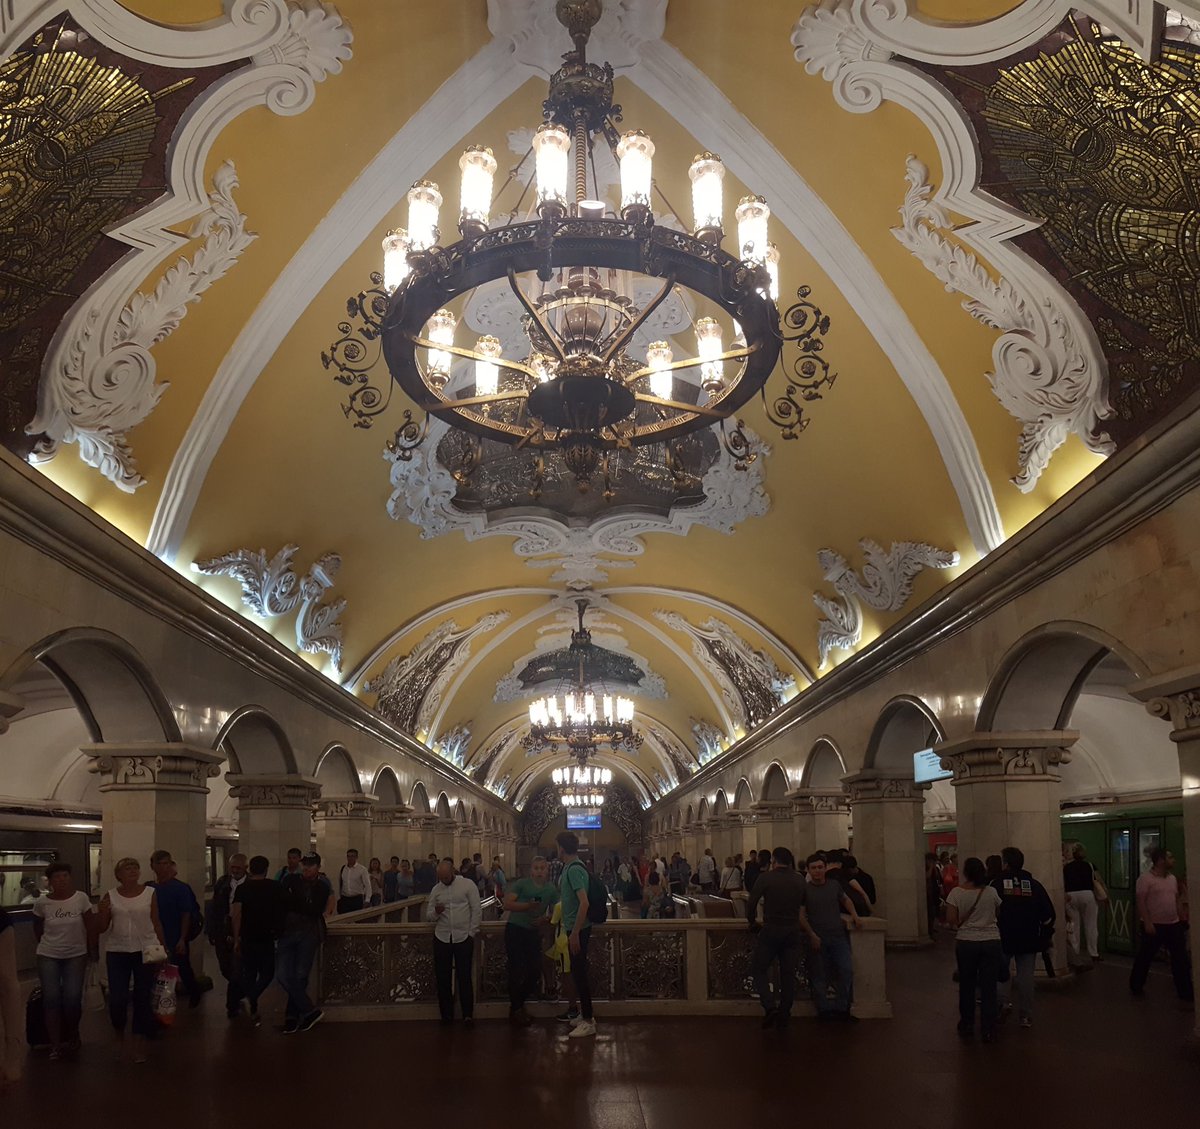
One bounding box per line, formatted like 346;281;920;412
690;717;726;766
813;537;958;669
791;2;1123;493
644;724;698;784
891;157;1114;491
468;724;520;784
12;0;352;491
192;543;346;672
433;724;472;769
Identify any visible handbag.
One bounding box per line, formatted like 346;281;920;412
141;940;168;964
1092;870;1109;905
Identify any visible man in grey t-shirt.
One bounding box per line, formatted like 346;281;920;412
800;854;861;1021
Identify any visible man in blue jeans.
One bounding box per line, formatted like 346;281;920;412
148;850;203;1007
800;853;862;1021
276;852;334;1034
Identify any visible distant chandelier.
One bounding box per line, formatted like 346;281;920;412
560;788;606;808
555;765;611;807
334;0;837;498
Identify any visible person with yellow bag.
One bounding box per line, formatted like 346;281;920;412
544;900;579;1025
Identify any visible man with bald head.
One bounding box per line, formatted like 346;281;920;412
209;853;249;1018
425;858;482;1023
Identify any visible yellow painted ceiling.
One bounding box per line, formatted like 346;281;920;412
26;0;1114;803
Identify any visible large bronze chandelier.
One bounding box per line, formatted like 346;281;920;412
333;0;834;498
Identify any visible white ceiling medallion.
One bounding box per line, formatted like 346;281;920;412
813;537;959;669
192;543;346;672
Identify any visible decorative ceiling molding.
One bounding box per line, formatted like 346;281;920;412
646;723;699;782
192;543;346;672
690;717;726;766
790;1;1123;494
432;723;471;769
467;724;520;787
813;537;959;669
10;1;352;492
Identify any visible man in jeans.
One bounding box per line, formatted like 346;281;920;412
276;852;334;1034
1130;847;1194;1004
991;845;1055;1029
231;854;284;1027
147;850;202;1008
746;846;812;1029
556;830;597;1038
800;852;862;1022
208;852;248;1018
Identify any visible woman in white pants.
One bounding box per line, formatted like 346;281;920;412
1063;844;1101;962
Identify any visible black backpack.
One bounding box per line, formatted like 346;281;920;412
569;861;609;924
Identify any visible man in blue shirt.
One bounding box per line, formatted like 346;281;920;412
148;850;203;1007
555;830;596;1038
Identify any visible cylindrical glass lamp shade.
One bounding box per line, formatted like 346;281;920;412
458;145;497;232
425;308;456;387
381;228;410;293
407;180;442;252
617;698;633;725
735;194;771;265
696;316;724;393
765;241;780;301
533;123;571;211
689;152;725;237
473;335;502;397
646;339;673;400
616;130;654;213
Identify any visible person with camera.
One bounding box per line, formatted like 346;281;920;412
502;855;558;1025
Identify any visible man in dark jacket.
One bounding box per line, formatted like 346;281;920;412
208;853;249;1018
991;846;1055;1029
413;853;438;896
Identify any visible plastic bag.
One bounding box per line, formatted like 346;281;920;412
152;963;180;1025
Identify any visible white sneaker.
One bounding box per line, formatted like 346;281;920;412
568;1013;585;1027
567;1018;597;1037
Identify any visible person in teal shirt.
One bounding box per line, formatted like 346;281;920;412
502;857;558;1024
556;830;596;1037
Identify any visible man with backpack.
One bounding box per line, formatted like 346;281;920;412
991;845;1056;1029
556;830;607;1038
148;850;204;1009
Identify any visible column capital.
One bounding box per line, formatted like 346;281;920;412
226;773;321;809
1128;666;1200;738
370;803;413;825
750;800;793;819
0;688;25;735
786;787;850;814
313;794;376;820
933;730;1077;782
84;742;223;794
841;771;929;804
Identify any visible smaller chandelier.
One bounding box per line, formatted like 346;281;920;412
560;789;606;807
552;766;613;788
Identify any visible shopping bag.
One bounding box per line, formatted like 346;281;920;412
152;963;181;1025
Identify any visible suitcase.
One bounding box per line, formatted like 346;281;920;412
26;985;51;1049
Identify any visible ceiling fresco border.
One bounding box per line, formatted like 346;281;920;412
144;0;1005;564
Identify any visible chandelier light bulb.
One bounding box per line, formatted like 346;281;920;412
381;228;411;294
474;335;502;397
407;180;442;252
529;353;553;383
425;308;457;388
646;340;673;401
765;241;780;302
695;316;724;394
458;145;497;234
616;130;654;215
617;697;633;725
533;123;571;213
689;152;725;240
735;194;771;266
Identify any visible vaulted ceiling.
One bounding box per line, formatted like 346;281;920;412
10;0;1191;809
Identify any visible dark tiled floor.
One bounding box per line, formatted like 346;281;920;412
5;936;1198;1127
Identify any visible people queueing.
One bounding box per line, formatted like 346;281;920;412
502;855;558;1025
336;848;372;914
946;856;1004;1042
367;858;384;907
31;861;95;1058
148;849;202;1008
668;852;691;895
208;852;249;1019
397;859;415;900
427;858;482;1024
230;855;285;1027
383;856;402;904
992;846;1055;1029
800;852;862;1021
276;852;334;1034
697;848;718;893
1130;847;1194;1005
1063;843;1103;966
413;853;438;896
96;857;166;1063
556;830;598;1038
275;847;303;883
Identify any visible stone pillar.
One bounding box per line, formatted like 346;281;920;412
226;774;320;871
85;743;222;895
936;731;1076;974
843;772;930;946
313;795;375;865
1132;671;1200;1038
748;801;793;857
432;817;456;861
370;805;413;864
788;789;851;860
710;816;735;864
687;822;707;866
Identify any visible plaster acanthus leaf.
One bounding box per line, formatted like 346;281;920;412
250;0;353;86
891;156;1114;491
294;551;345;671
813;537;959;669
432;724;472;769
690;717;726;765
29;162;256;491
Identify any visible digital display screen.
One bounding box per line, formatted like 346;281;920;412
566;811;602;830
913;749;952;784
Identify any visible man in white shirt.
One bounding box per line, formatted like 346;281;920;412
337;849;372;915
698;849;718;893
425;859;482;1023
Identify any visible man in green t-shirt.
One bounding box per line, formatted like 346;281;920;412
556;830;596;1038
502;856;559;1025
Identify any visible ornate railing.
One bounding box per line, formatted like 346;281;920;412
316;916;890;1020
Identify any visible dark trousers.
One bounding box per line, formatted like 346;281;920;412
570;926;594;1021
1130;922;1194;1000
275;929;320;1020
956;939;1003;1033
807;931;854;1014
239;939;276;1012
752;925;799;1017
433;937;474;1020
170;943;201;1003
505;923;542;1013
213;937;245;1013
106;950;156;1037
337;895;365;915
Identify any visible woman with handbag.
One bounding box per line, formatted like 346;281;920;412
95;857;166;1064
1063;843;1105;964
945;856;1004;1042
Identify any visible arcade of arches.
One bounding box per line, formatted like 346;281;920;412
4;2;1200;1102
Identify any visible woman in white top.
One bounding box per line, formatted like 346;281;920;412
95;857;165;1063
32;862;96;1059
945;856;1004;1042
719;856;743;897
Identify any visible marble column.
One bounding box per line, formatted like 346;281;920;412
370;804;413;864
313;795;375;865
843;771;930;946
408;816;440;863
788;788;851;860
711;815;735;864
432;817;457;861
749;800;795;856
226;774;320;871
936;730;1076;974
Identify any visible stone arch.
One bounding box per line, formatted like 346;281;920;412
314;743;362;794
372;765;403;805
733;777;754;809
977;621;1151;733
454;799;467;822
1;627;180;743
435;791;452;818
864;698;944;776
215;706;298;775
801;737;847;787
470;806;480;827
685;803;695;824
762;761;789;800
712;790;728;817
410;780;432;813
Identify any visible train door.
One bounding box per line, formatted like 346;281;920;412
1102;817;1166;955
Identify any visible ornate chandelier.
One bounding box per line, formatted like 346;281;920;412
554;764;611;807
333;0;837;498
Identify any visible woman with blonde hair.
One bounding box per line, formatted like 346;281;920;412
95;857;165;1063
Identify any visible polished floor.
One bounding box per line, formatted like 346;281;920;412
5;937;1198;1127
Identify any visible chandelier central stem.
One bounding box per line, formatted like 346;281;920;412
573;114;588;206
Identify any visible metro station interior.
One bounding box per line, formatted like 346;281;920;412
2;0;1200;1121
